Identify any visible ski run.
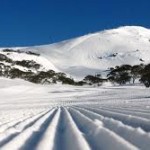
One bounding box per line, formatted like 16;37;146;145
0;78;150;150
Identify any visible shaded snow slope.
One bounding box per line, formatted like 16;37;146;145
0;78;150;150
1;26;150;79
0;51;59;72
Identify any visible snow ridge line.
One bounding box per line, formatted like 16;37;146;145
82;106;150;132
53;107;91;150
0;109;50;134
73;106;150;150
36;108;61;150
98;106;150;119
0;109;52;146
68;107;138;150
98;105;150;114
0;108;56;150
0;105;150;150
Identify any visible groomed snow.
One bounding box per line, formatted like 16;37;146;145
0;78;150;150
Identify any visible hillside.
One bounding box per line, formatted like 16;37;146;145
23;26;150;78
0;26;150;83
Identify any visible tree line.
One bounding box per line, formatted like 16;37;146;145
83;64;150;87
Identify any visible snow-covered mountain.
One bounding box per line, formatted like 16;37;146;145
1;26;150;79
1;26;150;150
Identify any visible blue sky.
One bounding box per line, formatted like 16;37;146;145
0;0;149;46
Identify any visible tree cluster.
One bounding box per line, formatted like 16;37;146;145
107;64;150;87
1;50;150;87
3;49;40;56
83;74;107;86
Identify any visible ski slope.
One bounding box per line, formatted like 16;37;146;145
0;78;150;150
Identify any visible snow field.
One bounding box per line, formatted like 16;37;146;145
0;79;150;149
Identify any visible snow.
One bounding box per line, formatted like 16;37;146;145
1;26;150;149
0;77;150;149
17;26;150;79
1;26;150;79
0;51;59;72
